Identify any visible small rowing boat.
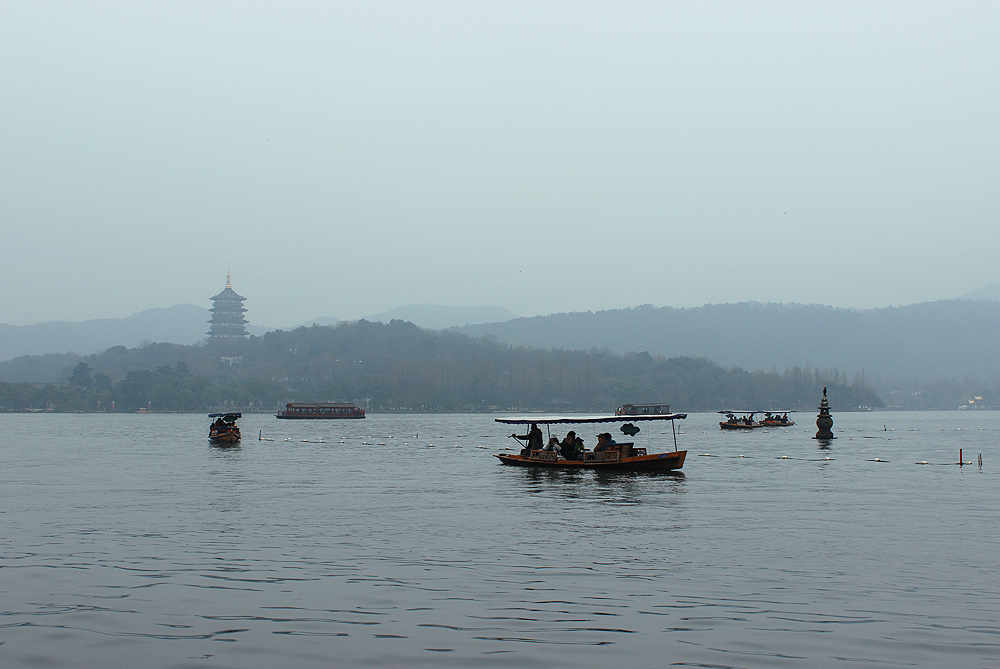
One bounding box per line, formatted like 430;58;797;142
208;412;241;444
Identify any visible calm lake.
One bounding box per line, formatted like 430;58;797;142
1;411;997;668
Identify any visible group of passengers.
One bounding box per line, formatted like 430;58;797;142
511;423;618;460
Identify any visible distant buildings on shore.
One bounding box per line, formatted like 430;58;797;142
207;269;248;339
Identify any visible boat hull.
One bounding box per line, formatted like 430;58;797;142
209;429;241;443
275;414;365;419
495;450;686;472
719;422;762;430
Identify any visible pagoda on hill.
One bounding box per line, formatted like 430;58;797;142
207;269;249;339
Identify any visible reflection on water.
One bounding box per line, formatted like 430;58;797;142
0;411;997;668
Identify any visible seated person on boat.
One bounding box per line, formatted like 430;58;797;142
559;431;584;460
594;432;616;452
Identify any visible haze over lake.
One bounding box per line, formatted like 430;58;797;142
2;2;998;327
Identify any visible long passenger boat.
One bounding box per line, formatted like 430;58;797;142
494;412;687;472
275;402;366;419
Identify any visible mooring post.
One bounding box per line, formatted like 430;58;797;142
960;448;963;467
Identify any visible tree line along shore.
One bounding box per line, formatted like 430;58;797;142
0;319;887;413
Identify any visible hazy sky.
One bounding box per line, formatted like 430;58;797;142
2;2;998;328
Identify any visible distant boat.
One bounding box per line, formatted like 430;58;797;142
275;402;365;419
718;411;763;430
718;410;795;429
615;403;671;416
209;412;241;444
494;412;687;472
760;411;795;427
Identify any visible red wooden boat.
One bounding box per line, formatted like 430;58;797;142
494;412;687;472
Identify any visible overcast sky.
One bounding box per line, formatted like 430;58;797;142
2;2;997;328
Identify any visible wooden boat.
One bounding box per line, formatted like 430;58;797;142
760;411;795;427
275;402;365;419
615;403;671;416
494;412;687;472
718;411;763;430
209;412;241;443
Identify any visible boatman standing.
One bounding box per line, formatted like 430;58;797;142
512;423;544;455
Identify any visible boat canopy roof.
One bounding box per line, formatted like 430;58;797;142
495;413;687;425
209;412;242;418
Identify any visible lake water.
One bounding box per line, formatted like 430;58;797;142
1;411;997;668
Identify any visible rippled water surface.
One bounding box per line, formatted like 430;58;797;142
1;411;998;668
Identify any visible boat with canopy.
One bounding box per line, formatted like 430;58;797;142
718;411;763;430
208;412;242;444
718;410;795;430
494;412;687;472
760;411;795;427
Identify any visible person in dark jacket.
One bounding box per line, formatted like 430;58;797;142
512;423;543;456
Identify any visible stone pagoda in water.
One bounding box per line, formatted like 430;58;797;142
814;386;835;440
207;269;249;339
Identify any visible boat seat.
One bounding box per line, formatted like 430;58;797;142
530;451;558;461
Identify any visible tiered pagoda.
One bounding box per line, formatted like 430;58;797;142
207;269;249;339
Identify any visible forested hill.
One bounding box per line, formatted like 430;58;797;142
0;319;882;413
457;300;1000;390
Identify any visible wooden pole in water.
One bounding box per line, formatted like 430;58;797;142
960;448;963;467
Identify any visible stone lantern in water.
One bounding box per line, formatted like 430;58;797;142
815;387;834;439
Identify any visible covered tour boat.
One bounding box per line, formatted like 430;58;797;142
718;411;764;430
615;403;671;416
208;412;241;443
275;402;366;419
760;411;795;427
495;412;687;472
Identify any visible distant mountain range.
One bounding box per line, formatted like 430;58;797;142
0;304;518;362
293;305;517;330
361;304;517;329
456;299;1000;392
961;283;1000;301
4;297;999;394
0;305;214;362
